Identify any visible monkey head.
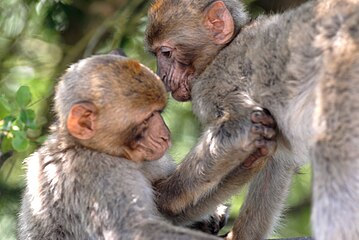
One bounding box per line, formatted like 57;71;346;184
145;0;249;101
55;55;170;162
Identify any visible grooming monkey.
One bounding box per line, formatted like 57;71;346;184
146;0;359;239
18;54;275;239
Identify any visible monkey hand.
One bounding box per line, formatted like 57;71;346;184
188;204;229;235
239;108;277;170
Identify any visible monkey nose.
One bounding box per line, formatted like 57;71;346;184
162;131;171;146
166;139;171;148
162;132;170;142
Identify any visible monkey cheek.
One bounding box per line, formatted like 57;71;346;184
145;146;168;161
144;140;170;161
146;152;165;161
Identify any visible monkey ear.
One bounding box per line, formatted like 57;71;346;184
203;1;235;45
67;103;97;140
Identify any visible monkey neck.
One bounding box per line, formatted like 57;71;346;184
226;1;317;108
192;1;318;123
47;123;83;153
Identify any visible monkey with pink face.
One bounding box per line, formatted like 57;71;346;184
146;0;359;239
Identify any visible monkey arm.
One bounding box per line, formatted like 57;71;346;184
157;153;269;226
141;153;230;234
154;122;250;219
154;111;276;225
74;155;220;240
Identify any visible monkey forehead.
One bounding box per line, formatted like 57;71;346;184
55;55;167;116
149;0;201;15
73;55;163;89
145;0;249;49
146;0;205;46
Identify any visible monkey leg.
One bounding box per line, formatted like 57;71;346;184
228;152;297;240
312;137;359;240
311;118;359;240
133;220;221;240
311;21;359;240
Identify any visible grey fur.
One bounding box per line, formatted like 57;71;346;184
190;0;359;239
18;137;220;239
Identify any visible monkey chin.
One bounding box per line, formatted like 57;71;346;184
171;85;191;102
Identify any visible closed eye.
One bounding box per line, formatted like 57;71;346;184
160;46;173;58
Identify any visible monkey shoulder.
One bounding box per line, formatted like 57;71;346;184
66;149;155;206
191;70;238;125
192;70;261;126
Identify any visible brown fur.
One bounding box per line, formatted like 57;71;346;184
18;55;228;239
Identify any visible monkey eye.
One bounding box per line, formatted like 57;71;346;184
142;113;154;125
160;46;172;58
134;131;144;142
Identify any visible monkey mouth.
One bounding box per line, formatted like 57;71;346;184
171;82;191;102
161;66;195;102
166;72;193;102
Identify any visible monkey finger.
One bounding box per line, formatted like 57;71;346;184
254;139;266;148
251;124;276;139
254;139;276;156
254;139;268;155
259;147;269;156
250;110;276;127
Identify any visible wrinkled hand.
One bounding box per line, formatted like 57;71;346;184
240;108;277;170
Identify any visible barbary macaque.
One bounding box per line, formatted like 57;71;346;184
18;54;275;239
146;0;359;239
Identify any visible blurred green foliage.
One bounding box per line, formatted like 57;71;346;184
0;0;310;239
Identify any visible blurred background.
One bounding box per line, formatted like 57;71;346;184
0;0;310;239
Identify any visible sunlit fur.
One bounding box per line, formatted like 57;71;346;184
18;55;225;239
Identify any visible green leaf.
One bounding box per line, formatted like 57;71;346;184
1;116;16;131
11;131;29;152
0;96;11;118
19;109;37;129
14;118;25;130
15;86;32;108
